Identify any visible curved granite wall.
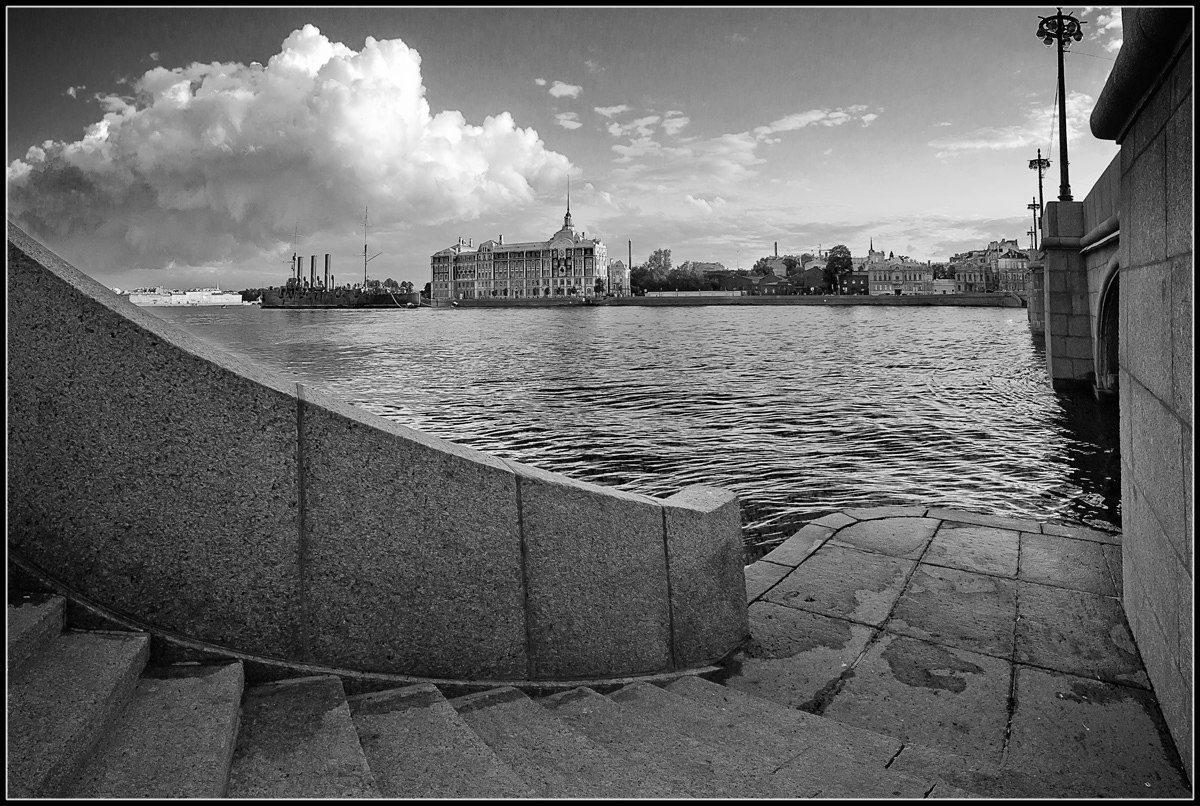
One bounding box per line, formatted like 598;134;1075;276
7;222;749;681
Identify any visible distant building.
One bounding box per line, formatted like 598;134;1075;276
951;238;1027;293
607;259;630;296
864;240;931;295
431;199;608;300
995;249;1029;293
931;278;956;295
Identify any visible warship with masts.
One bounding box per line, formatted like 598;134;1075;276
260;209;420;309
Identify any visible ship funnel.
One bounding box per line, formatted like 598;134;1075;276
324;254;331;289
309;255;316;287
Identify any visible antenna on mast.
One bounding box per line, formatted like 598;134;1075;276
363;206;382;286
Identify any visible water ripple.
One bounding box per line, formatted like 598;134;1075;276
152;305;1121;559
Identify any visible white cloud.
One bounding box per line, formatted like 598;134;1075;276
684;194;727;214
584;59;602;75
555;112;583;130
7;24;570;274
607;115;661;138
661;112;690;136
548;80;583;99
822;148;833;156
927;91;1094;158
753;106;881;139
594;104;631;118
933;121;952;127
149;51;160;62
534;77;547;86
64;85;85;99
1083;7;1123;52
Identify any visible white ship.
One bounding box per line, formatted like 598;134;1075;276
126;286;245;307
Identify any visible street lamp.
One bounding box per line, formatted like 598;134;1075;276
1036;8;1085;201
1028;147;1050;213
1028;196;1041;250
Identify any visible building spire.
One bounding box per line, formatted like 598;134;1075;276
870;236;874;252
564;175;573;230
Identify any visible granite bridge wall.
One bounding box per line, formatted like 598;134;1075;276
7;221;749;684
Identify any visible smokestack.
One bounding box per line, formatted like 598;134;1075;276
295;255;302;281
775;241;778;257
310;255;316;286
325;254;331;288
499;234;503;244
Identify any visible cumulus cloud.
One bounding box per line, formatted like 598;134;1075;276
548;80;582;98
149;51;160;62
534;77;547;86
7;24;570;274
64;85;85;99
927;91;1094;158
594;104;630;118
555;112;583;130
584;59;602;75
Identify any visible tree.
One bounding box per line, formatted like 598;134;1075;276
750;256;775;276
382;277;399;289
399;280;414;294
825;244;853;293
645;248;672;281
421;282;431;298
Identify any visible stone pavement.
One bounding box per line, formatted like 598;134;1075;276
731;506;1192;799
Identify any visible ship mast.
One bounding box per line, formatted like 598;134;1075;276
363;206;382;286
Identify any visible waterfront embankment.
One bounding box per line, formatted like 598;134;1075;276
440;293;1025;309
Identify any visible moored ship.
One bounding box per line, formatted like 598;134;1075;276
261;209;419;309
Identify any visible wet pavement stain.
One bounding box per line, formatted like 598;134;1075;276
881;639;984;694
798;668;855;715
743;603;856;659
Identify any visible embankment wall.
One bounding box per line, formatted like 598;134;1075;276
7;222;748;683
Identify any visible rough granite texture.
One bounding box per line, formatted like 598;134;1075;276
300;394;528;679
511;460;672;679
661;486;749;668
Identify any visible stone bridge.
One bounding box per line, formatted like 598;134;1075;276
1028;7;1192;781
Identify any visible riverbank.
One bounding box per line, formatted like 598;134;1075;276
435;293;1025;309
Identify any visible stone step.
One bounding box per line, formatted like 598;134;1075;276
7;594;66;674
450;686;640;798
66;662;245;798
347;683;532;798
542;685;782;797
7;629;150;797
609;681;933;798
227;675;379;798
666;674;902;765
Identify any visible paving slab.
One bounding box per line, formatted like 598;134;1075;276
1015;581;1149;687
743;560;792;602
608;681;930;798
842;505;929;520
1005;665;1192;798
823;633;1011;765
763;544;915;625
829;516;939;559
1019;531;1117;596
889;742;1037;799
811;512;857;529
347;684;532;798
758;524;833;567
228;675;379;798
922;523;1020;578
927;509;1040;533
725;602;875;710
68;663;244;798
1102;543;1123;592
886;565;1017;659
1041;521;1122;544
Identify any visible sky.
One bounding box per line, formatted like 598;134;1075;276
6;6;1126;291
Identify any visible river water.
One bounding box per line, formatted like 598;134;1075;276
149;303;1121;560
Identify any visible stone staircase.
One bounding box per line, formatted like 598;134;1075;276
8;594;970;798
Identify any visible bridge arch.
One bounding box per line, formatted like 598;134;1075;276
1094;252;1120;400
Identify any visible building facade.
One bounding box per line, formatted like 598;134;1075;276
607;259;630;296
431;203;608;301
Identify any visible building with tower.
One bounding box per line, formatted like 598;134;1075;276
430;191;609;301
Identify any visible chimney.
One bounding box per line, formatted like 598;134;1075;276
325;254;331;288
295;255;302;281
310;255;316;286
499;234;503;244
775;241;778;257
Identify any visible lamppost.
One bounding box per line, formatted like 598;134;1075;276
1028;147;1050;212
1028;196;1041;250
1036;8;1085;201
